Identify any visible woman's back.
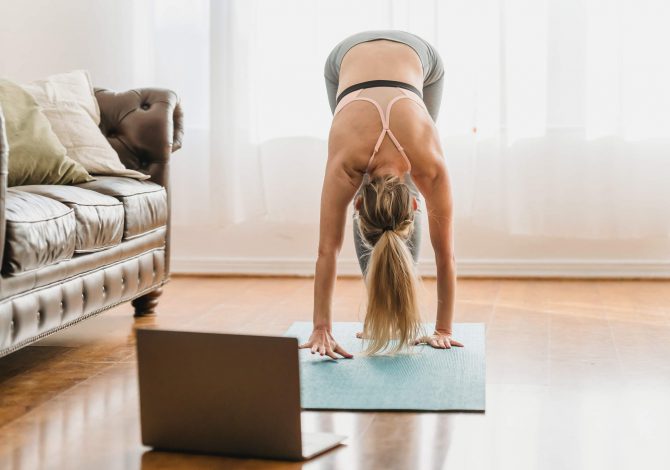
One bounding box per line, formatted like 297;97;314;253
328;86;442;181
329;39;441;179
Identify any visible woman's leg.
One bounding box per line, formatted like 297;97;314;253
405;177;423;266
421;73;445;122
324;45;340;115
325;75;339;115
353;214;372;276
406;206;423;265
353;198;423;277
421;43;445;122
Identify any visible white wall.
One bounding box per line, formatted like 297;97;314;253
0;1;137;90
169;135;670;278
2;0;669;278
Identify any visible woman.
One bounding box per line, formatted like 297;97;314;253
299;30;463;358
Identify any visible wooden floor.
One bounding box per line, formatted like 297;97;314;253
1;276;670;470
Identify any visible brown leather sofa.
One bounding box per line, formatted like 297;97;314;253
0;87;183;358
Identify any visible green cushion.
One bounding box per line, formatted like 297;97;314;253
0;79;93;186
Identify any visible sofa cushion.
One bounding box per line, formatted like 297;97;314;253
15;185;124;254
2;189;76;276
75;176;167;240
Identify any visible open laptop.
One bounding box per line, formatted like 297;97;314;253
135;328;345;461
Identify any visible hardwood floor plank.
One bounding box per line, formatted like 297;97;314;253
0;276;669;469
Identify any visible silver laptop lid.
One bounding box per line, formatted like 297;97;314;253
136;328;303;460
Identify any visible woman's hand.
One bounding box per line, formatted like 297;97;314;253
299;327;353;359
413;330;464;349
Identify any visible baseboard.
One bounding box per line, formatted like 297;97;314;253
170;256;670;279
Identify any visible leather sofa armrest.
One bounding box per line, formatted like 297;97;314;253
0;107;8;272
94;87;183;188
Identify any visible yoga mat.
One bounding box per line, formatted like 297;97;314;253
284;322;485;411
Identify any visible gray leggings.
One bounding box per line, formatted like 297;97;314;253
324;36;444;276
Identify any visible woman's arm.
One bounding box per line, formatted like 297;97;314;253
313;156;362;327
300;153;363;358
412;155;463;348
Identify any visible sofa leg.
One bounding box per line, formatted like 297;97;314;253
132;287;163;317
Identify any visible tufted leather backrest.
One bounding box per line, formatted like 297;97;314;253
94;87;182;277
94;88;183;188
0;107;7;273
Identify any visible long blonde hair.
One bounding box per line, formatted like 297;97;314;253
355;174;423;354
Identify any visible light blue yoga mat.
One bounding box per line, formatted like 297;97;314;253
284;322;486;411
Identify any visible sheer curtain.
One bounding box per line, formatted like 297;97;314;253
140;0;670;239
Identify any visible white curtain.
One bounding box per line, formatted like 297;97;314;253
137;0;670;239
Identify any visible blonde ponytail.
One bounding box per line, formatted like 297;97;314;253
356;174;424;354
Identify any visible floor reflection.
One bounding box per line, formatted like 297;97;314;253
2;278;670;470
0;363;140;470
0;355;461;470
140;449;305;469
298;411;456;470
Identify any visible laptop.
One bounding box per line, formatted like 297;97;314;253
135;328;346;461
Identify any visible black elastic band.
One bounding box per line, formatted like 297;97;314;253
335;79;423;107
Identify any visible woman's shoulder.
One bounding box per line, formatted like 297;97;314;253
392;106;442;158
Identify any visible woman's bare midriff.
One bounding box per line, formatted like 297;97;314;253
337;39;424;95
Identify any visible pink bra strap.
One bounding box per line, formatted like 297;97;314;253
335;90;387;125
333;87;429;172
397;88;432;118
333;89;365;116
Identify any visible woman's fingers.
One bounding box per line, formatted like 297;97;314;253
415;335;429;345
426;336;452;349
409;334;463;349
334;344;353;358
325;349;339;360
298;331;354;359
301;332;458;356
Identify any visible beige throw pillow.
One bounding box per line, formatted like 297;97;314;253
0;79;93;186
22;70;150;180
